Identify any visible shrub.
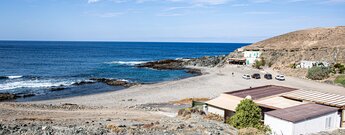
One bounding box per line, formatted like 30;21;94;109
261;57;266;67
227;99;271;134
335;75;345;87
333;63;345;74
289;63;297;69
227;99;262;129
253;59;265;69
307;67;331;80
340;67;345;74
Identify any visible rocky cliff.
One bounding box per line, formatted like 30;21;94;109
227;26;345;69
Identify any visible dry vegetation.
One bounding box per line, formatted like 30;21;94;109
169;98;210;105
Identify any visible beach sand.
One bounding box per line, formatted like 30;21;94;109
28;65;345;107
1;65;345;134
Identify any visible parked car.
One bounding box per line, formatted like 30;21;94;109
275;75;285;81
251;73;261;79
264;73;272;80
242;74;251;80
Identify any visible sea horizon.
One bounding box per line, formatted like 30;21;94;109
0;40;252;44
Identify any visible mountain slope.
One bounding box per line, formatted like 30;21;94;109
245;26;345;68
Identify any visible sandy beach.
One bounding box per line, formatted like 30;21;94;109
1;65;345;134
29;64;345;106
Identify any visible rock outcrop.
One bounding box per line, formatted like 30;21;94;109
90;78;140;88
136;60;185;70
0;93;16;101
136;56;226;75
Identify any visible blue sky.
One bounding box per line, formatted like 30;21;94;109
0;0;344;43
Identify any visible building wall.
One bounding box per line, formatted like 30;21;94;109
293;112;341;135
264;114;294;135
265;111;341;135
300;60;330;69
342;110;345;127
207;105;225;117
243;51;261;65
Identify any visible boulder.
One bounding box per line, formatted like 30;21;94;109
0;93;16;101
90;78;139;88
50;87;66;91
186;68;202;75
0;76;8;80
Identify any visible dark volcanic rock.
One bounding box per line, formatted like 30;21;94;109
136;59;185;70
72;81;96;86
136;56;225;76
137;56;225;70
185;68;202;75
16;93;36;98
0;93;16;101
50;87;66;91
0;76;8;80
90;78;139;88
184;56;226;67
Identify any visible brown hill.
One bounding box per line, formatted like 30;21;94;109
245;26;345;68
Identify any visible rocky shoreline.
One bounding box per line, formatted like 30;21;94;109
136;55;226;76
0;55;225;102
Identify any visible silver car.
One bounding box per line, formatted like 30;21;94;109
242;74;251;80
275;75;285;81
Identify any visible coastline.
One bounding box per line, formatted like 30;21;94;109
1;64;345;134
0;56;215;102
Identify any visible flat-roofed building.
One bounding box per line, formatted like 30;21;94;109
282;90;345;127
205;85;299;120
264;103;341;135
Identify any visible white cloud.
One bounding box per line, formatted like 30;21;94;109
88;0;101;3
250;0;272;3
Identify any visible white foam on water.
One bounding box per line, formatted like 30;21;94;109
175;58;190;61
0;80;73;91
105;61;147;66
7;76;23;79
117;79;130;82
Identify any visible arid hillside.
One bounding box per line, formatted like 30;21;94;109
245;26;345;68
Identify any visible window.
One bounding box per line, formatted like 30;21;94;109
325;117;332;129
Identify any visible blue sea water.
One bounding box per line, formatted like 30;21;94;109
0;41;248;101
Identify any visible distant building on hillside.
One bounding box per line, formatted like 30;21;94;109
237;47;244;52
297;60;330;68
243;50;261;65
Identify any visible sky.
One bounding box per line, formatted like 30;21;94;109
0;0;344;43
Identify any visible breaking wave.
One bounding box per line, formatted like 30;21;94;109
0;80;74;91
0;76;23;79
105;61;147;66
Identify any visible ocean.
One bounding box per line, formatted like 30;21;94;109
0;41;248;101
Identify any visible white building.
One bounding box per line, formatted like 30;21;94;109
243;51;261;65
298;60;330;68
204;85;301;121
264;103;341;135
237;47;244;52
